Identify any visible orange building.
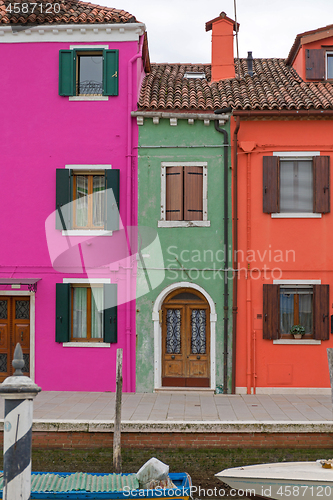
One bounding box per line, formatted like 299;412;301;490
217;20;333;394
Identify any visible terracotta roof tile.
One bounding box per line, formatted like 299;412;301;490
0;0;136;25
138;58;333;112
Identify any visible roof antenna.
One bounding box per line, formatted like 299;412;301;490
234;0;241;79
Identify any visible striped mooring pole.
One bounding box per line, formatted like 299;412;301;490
0;343;41;500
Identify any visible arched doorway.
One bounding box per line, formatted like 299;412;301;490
161;288;210;387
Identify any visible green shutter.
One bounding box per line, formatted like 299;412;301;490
105;169;120;231
55;283;70;342
103;50;119;96
59;50;75;96
56;169;72;230
103;284;117;343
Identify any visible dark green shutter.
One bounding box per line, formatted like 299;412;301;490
103;284;117;343
59;50;75;96
55;283;70;342
105;169;120;231
103;50;119;96
56;169;72;230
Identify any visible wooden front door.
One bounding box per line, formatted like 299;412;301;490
0;297;30;382
162;289;210;387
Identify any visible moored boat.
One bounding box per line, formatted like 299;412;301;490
215;461;333;500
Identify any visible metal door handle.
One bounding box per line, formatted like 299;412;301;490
21;332;23;342
197;355;201;360
171;355;175;359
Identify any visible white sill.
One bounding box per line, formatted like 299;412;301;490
63;342;111;348
271;213;322;218
69;96;109;101
158;220;211;228
62;230;113;236
273;339;321;345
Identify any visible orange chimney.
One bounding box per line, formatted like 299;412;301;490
206;12;238;81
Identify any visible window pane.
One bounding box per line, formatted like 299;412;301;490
91;288;103;339
280;290;294;334
166;309;181;354
328;54;333;79
78;54;103;95
191;310;206;354
299;293;313;334
93;176;105;227
75;176;88;227
280;160;313;212
73;288;87;338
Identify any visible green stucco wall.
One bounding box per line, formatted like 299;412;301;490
136;117;232;393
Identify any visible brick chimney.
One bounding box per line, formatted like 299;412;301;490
205;12;238;81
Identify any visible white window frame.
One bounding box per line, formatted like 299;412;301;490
159;162;210;228
62;278;111;347
272;279;321;345
271;152;321;219
326;51;333;80
62;164;113;236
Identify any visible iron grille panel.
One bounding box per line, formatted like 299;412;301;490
191;309;206;354
16;300;30;320
0;301;7;319
23;354;30;373
166;309;181;354
0;354;7;372
77;81;103;96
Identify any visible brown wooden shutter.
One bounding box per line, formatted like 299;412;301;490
166;166;183;221
314;156;330;213
263;284;280;340
306;49;325;80
184;166;203;221
263;156;279;213
313;284;329;340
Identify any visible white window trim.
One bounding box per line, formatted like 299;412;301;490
271;213;322;219
273;279;321;285
62;165;112;235
69;45;109;49
62;278;111;347
273;151;320;157
273;339;321;345
65;164;112;170
159;162;209;227
326;51;333;80
69;96;109;102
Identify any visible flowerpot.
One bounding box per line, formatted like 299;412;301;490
293;334;302;339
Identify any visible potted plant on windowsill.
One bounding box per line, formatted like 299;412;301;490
290;324;305;339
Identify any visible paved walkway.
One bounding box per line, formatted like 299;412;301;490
0;391;331;422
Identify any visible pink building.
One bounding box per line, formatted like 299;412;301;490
0;1;149;391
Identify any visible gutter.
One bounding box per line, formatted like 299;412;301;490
232;116;240;394
214;107;232;394
233;109;333;117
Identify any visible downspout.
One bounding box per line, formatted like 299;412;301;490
214;107;231;393
125;34;144;392
232;116;240;393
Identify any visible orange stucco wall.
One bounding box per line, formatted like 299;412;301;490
231;116;333;391
211;18;235;81
292;35;333;80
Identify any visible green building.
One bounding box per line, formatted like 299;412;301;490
133;64;233;393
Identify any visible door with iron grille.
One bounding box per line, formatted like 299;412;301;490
162;289;210;387
0;297;30;381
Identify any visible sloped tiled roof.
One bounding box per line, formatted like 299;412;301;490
138;58;333;111
0;0;137;25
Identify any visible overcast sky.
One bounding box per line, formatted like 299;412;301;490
103;0;330;63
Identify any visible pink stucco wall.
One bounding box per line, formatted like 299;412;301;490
0;37;143;392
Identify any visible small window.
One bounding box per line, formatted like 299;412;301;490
280;160;313;213
77;51;103;96
73;173;105;229
59;49;118;97
56;168;120;232
280;287;313;338
71;286;103;341
327;52;333;79
263;155;330;214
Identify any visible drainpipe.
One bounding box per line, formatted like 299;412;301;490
232;116;240;393
214;107;231;393
125;35;144;392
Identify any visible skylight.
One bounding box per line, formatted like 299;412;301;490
184;72;206;79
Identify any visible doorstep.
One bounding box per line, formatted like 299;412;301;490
154;387;215;394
